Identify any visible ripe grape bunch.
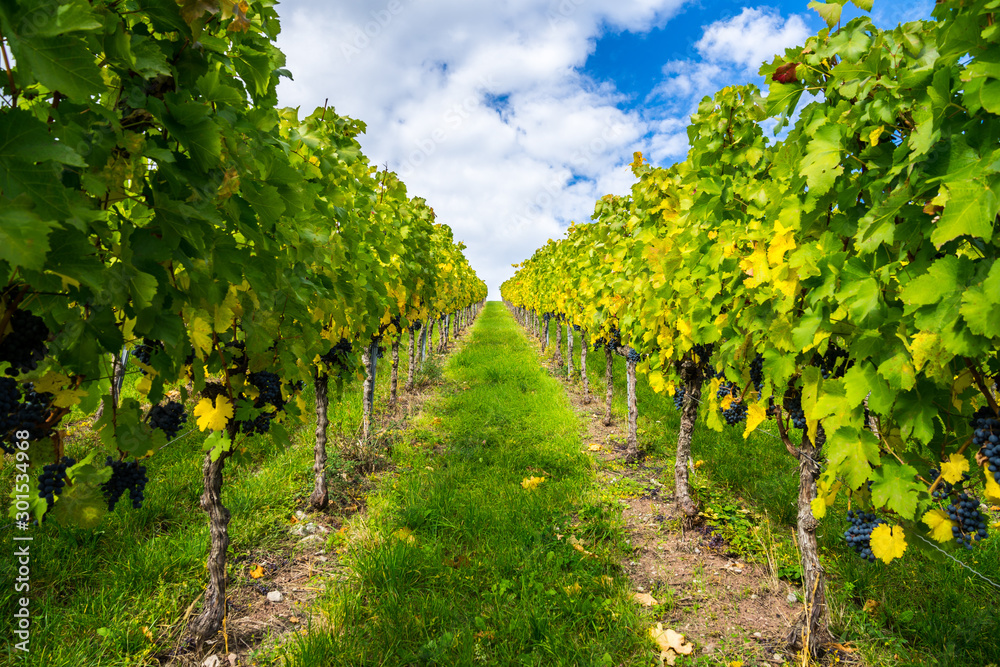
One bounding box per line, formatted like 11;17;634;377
717;382;747;425
673;387;686;411
101;457;149;511
38;456;76;510
625;347;641;363
971;407;1000;486
132;338;163;366
844;510;883;562
0;383;55;449
605;328;622;351
749;353;764;394
147;401;187;439
947;493;988;549
0;308;50;376
0;377;20;452
813;344;851;380
780;390;808;430
321;338;353;372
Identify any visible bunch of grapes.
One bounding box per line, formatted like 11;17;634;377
0;309;50;376
673;387;686;411
749;353;764;394
225;340;249;374
717;382;747;425
543;313;552;322
573;324;581;332
947;494;988;549
38;457;76;510
813;343;851;380
147;401;187;439
781;390;807;430
972;407;1000;486
0;377;20;452
625;347;641;363
8;384;54;444
132;338;163;366
592;337;606;352
844;510;883;562
239;412;273;435
409;321;422;332
101;457;149;511
249;371;283;407
321;338;353;372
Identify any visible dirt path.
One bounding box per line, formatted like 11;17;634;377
536;342;854;667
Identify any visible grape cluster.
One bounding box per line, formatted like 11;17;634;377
813;344;851;380
947;494;988;549
844;510;883;562
132;338;162;366
691;343;714;370
249;372;283;407
774;390;807;430
673;387;686;411
592;337;606;351
625;347;641;363
0;377;20;452
717;382;747;425
147;401;187;439
4;384;54;445
749;353;764;394
573;324;581;332
101;457;149;511
38;457;76;509
0;309;49;376
321;338;353;372
605;328;622;351
543;313;552;322
972;408;1000;486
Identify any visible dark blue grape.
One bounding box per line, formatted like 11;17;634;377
147;401;187;439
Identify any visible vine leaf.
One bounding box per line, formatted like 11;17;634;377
922;509;956;543
939;453;970;484
870;524;907;563
195;396;234;431
984;467;1000;503
870;462;921;519
808;1;843;28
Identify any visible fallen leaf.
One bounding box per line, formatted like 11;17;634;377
521;476;545;490
588;443;602;451
633;592;659;606
250;565;265;579
649;624;694;666
564;583;582;595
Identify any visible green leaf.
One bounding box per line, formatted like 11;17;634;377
800;122;844;196
808;1;843;28
826;427;880;490
960;262;1000;338
870;462;922;520
849;0;873;10
0;204;55;271
18;0;101;37
0;109;85;166
931;180;998;247
12;35;104;100
48;482;106;529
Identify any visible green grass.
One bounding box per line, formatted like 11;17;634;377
279;303;655;666
0;339;429;666
553;326;1000;667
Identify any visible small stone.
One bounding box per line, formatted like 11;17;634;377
774;653;785;663
267;591;284;603
750;594;758;600
295;510;307;520
753;632;762;638
786;592;798;604
202;656;221;667
227;654;238;667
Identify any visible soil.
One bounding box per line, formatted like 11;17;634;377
156;329;472;667
540;339;862;667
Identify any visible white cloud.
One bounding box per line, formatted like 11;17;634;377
276;0;688;297
695;7;810;72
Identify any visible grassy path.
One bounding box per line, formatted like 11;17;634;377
286;303;654;666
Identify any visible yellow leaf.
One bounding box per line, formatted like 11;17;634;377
951;368;974;410
633;592;659;606
33;372;70;394
194;396;233;431
869;524;907;563
720;394;734;410
868;126;883;146
52;386;87;409
564;583;582;595
648;369;666;394
742;401;768;439
136;374;152;396
250;565;265;579
188;315;213;359
939;453;970;484
921;509;956;543
289;616;300;624
767;231;796;267
393;527;416;544
142;626;154;642
984;466;1000;503
649;624;694;666
521;476;545;490
810;496;827;520
588;444;602;452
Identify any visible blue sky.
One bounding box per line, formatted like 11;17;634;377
275;0;935;298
